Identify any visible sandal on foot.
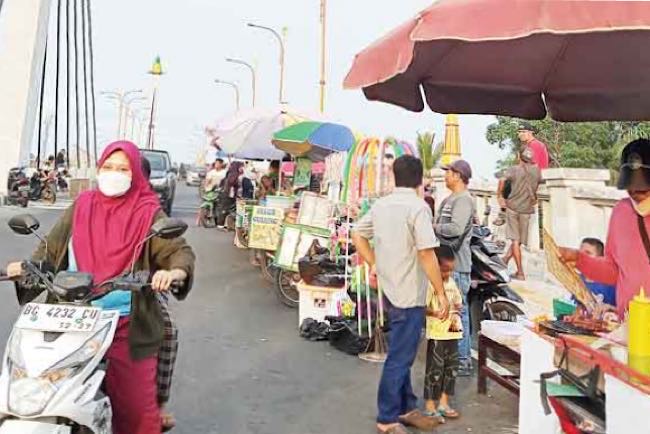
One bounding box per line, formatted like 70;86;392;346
398;409;440;430
377;423;410;434
161;411;176;432
510;273;526;281
422;410;446;424
437;407;460;419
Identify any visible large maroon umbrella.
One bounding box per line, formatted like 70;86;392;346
343;0;650;121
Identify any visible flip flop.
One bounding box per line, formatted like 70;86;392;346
376;424;410;434
423;410;446;424
161;411;176;432
437;407;460;419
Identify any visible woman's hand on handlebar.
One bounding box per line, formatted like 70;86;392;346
151;269;187;292
6;262;23;278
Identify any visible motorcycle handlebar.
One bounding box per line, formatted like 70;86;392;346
0;269;10;282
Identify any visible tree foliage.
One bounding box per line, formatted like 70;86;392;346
417;131;443;171
486;117;650;173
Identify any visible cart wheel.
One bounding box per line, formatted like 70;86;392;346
274;268;299;308
259;251;275;283
235;228;248;248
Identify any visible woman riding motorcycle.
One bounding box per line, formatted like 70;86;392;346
6;140;195;434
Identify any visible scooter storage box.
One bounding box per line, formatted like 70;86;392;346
0;420;71;433
297;281;346;328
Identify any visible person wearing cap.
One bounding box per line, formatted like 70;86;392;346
560;139;650;318
518;122;550;170
434;159;475;376
353;155;449;433
498;148;542;280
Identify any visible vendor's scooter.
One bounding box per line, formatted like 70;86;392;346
0;214;187;434
467;209;525;338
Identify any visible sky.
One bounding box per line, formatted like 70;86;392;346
40;0;507;179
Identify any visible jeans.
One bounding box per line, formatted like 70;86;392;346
377;303;425;424
453;271;472;366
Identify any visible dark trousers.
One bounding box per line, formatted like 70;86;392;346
377;304;425;424
424;339;460;401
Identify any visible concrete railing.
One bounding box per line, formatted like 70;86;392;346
430;167;625;251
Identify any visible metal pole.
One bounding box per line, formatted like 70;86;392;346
36;43;48;170
85;0;98;165
214;79;240;111
248;23;286;104
73;0;81;169
147;87;157;150
54;0;62;166
65;0;71;167
319;0;327;113
226;58;256;107
81;0;90;167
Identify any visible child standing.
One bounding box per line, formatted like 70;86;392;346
424;245;464;420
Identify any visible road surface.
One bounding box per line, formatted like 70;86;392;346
0;185;518;433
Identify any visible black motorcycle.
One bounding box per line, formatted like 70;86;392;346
6;168;30;207
467;218;525;339
29;170;57;204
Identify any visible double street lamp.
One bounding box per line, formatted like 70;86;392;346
214;79;241;111
226;58;256;107
101;89;142;139
247;23;285;104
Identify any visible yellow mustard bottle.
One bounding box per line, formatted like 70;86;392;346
629;287;650;376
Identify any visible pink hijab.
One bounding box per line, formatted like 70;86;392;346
72;141;161;285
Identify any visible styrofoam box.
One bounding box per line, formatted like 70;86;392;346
480;320;525;350
297;281;346;328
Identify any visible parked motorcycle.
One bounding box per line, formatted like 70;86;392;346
0;214;187;433
467;212;525;339
29;171;56;205
6;168;29;208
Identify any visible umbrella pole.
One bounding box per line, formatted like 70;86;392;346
365;263;372;339
356;263;362;337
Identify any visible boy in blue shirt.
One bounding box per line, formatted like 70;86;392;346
579;238;616;306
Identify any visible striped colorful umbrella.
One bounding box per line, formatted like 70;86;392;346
272;121;355;161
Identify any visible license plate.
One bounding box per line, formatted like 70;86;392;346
15;303;101;332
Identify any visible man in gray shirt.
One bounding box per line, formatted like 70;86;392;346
498;147;542;280
353;155;449;434
434;159;475;376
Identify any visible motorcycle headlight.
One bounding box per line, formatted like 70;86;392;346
8;324;111;416
150;177;167;188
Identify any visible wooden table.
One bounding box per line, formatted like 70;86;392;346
477;333;521;396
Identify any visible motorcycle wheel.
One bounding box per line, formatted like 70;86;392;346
259;251;275;283
486;300;524;322
274;268;300;308
198;207;216;228
470;298;524;338
482;300;524;372
42;187;56;204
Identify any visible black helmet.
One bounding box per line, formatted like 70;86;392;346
618;138;650;191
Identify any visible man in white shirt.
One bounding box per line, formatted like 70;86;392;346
204;158;227;191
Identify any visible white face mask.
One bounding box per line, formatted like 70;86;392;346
97;171;132;197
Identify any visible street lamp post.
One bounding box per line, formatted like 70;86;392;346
101;89;142;139
319;0;327;113
226;58;256;107
247;23;286;104
122;95;146;140
214;79;241;111
147;56;165;150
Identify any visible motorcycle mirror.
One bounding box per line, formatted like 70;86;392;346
8;214;40;235
150;218;187;239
